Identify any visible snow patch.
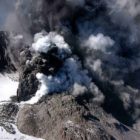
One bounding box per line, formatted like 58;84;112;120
0;125;44;140
0;74;18;102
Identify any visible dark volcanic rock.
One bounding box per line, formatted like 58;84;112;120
0;103;19;134
17;47;63;101
0;31;16;72
17;94;140;140
17;94;113;140
17;72;39;101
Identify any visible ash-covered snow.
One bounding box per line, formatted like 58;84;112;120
0;125;44;140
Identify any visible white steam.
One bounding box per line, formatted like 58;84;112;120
26;32;103;104
85;33;115;53
26;57;92;104
32;32;71;58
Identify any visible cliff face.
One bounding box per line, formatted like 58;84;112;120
0;31;16;72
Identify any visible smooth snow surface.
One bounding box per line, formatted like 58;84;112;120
0;74;18;102
0;125;44;140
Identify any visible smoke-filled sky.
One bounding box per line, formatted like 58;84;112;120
0;0;17;30
0;0;140;131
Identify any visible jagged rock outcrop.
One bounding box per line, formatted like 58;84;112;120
17;94;140;140
17;47;64;101
0;103;19;134
0;31;16;72
0;31;64;101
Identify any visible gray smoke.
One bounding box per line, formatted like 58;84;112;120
0;0;140;131
0;0;16;29
105;0;140;43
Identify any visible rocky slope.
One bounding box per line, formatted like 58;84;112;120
17;94;140;140
0;102;43;140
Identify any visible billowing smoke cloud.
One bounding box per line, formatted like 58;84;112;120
0;0;16;29
32;32;71;56
105;0;140;43
66;0;85;7
0;0;140;131
0;0;32;43
84;33;115;53
24;32;103;105
106;0;140;23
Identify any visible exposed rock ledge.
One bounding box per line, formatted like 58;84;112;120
17;94;140;140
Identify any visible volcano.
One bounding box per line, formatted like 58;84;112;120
0;0;140;140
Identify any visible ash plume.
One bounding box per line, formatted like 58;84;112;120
0;0;140;131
